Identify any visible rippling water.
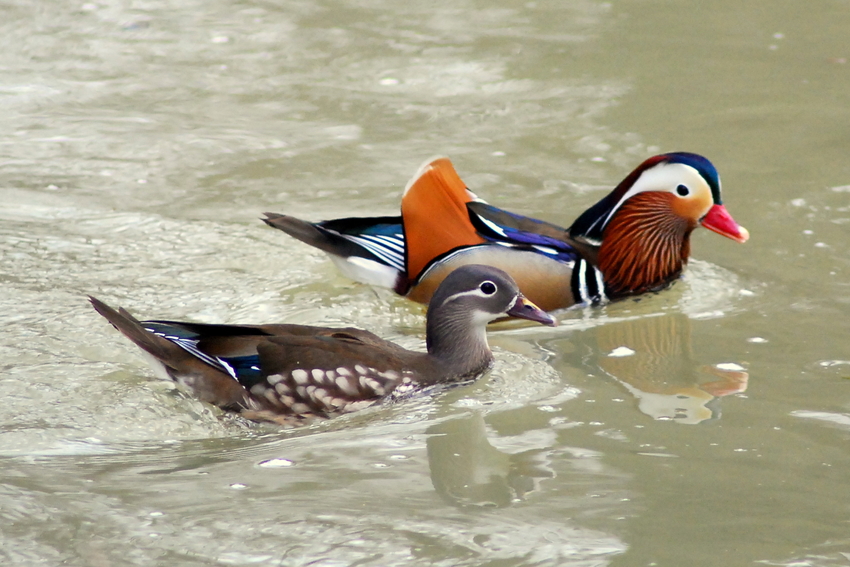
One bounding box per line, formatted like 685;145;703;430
3;0;850;565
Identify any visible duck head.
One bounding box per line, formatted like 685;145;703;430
425;264;556;377
568;152;749;297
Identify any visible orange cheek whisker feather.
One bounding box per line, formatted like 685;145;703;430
597;193;693;296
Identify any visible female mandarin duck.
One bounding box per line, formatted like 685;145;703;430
263;152;749;312
91;265;555;423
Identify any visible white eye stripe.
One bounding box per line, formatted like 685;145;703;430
600;162;709;230
441;288;495;304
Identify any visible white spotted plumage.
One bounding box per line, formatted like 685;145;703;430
267;373;285;385
379;369;400;380
336;376;359;396
255;361;420;416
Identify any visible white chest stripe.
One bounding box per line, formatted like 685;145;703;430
577;259;590;303
574;260;608;305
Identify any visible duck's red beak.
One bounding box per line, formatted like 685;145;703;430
701;204;749;243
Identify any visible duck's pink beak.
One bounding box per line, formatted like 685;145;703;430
701;204;749;243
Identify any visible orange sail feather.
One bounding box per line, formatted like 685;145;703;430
401;158;486;281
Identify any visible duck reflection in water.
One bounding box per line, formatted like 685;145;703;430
593;313;748;424
426;413;556;507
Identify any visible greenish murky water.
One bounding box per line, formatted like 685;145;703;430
2;1;850;565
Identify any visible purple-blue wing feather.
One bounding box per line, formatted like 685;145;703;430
466;202;580;264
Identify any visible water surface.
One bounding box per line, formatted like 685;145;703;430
2;1;850;565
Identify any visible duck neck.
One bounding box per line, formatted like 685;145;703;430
597;192;694;298
426;310;494;381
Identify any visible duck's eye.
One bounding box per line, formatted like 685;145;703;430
480;281;497;295
676;184;690;196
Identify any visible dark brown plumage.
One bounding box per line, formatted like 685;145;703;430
92;265;555;424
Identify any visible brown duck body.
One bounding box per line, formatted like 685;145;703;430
92;265;555;423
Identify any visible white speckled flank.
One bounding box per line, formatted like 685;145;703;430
267;373;285;385
361;377;385;396
335;376;359;396
312;388;330;405
291;369;309;384
264;389;283;408
250;363;416;416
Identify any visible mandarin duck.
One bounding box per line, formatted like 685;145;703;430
91;265;555;423
263;152;748;312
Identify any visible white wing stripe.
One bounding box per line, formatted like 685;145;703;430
361;235;405;256
145;330;238;379
339;234;405;270
532;244;558;255
368;234;405;252
475;215;507;237
360;242;404;270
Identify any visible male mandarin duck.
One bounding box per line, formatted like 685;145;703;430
91;265;556;423
263;152;749;312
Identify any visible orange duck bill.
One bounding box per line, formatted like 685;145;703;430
700;204;749;243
